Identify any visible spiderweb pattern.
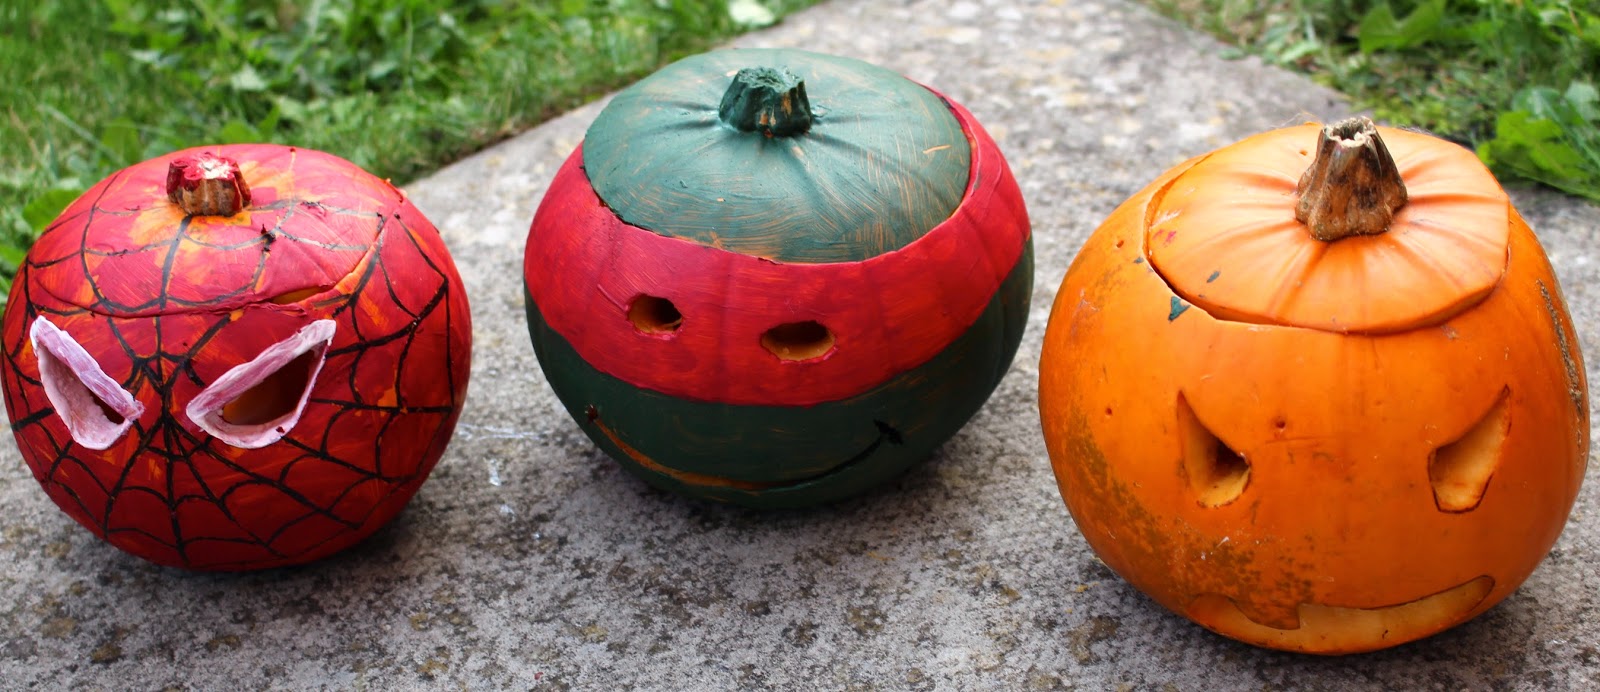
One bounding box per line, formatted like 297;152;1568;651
1;163;470;570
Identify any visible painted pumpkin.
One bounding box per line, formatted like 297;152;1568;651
0;145;472;570
524;48;1032;507
1038;118;1589;653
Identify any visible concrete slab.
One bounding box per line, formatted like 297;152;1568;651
4;0;1598;688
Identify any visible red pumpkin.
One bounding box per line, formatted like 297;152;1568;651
1;145;472;570
1039;118;1588;653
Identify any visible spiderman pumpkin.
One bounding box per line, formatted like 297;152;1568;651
1;145;472;570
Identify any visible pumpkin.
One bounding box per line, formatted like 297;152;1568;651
523;48;1032;508
0;145;472;570
1038;117;1588;654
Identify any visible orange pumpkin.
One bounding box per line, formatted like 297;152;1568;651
1038;117;1589;654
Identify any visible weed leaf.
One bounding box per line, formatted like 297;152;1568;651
230;65;269;92
1357;0;1447;54
99;120;144;167
22;189;85;233
1479;87;1600;201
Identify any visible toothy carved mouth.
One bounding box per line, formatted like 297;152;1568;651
1186;575;1494;653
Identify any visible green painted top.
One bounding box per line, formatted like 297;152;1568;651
582;48;972;263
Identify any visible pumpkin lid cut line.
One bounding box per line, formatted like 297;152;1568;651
581;48;973;263
26;145;395;319
1143;119;1511;335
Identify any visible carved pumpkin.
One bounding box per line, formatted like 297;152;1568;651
524;48;1032;507
1;145;472;570
1038;118;1588;653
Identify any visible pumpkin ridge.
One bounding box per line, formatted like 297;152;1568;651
582;48;971;263
1265;237;1330;318
1140;152;1215;235
37;219;386;320
1145;124;1509;334
30;145;398;319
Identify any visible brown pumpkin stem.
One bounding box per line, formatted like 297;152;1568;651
1294;117;1407;242
166;153;251;217
718;67;812;137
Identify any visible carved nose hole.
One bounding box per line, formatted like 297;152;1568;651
221;349;318;425
1430;388;1510;513
1178;394;1250;508
628;295;682;335
761;321;835;361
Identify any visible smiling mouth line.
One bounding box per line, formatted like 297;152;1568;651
586;410;902;492
1186;575;1495;653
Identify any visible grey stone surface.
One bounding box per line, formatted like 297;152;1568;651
4;0;1599;688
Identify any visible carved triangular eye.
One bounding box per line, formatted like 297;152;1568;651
1429;388;1510;513
1177;393;1250;508
186;320;335;449
30;317;145;450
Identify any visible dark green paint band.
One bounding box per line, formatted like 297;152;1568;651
525;242;1033;508
582;48;972;264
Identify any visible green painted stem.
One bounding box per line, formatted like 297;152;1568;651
717;67;812;137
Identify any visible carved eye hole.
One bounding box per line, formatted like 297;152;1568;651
29;317;145;450
761;321;835;361
1429;388;1510;513
628;294;682;335
1177;393;1250;508
185;320;336;449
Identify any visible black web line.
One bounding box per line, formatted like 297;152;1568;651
3;191;464;568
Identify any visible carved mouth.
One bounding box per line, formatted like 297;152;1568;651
587;410;901;493
1186;575;1495;654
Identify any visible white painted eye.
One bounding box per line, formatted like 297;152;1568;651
185;320;336;449
30;317;146;450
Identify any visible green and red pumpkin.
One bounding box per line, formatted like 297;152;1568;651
523;48;1032;507
1;145;472;570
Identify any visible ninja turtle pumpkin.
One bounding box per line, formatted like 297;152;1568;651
523;48;1032;508
1;145;472;570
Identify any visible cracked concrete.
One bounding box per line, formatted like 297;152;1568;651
4;0;1600;688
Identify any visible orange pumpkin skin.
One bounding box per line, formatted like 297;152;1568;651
1038;124;1588;654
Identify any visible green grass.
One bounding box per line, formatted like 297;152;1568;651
1148;0;1600;202
0;0;820;293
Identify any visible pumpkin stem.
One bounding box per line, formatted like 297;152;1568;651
718;67;812;137
1294;117;1407;242
166;153;251;217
